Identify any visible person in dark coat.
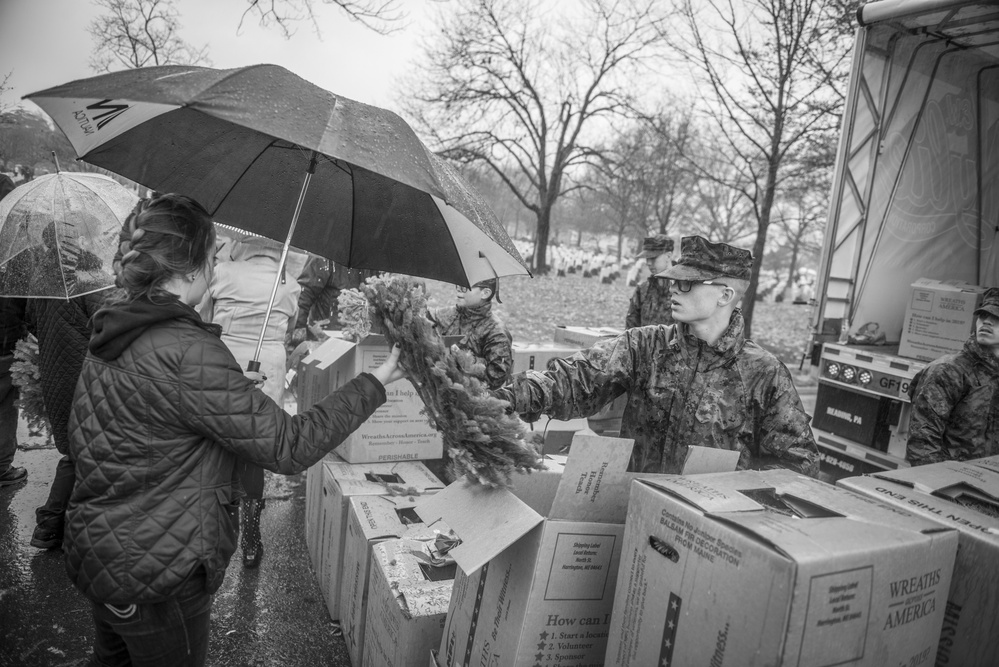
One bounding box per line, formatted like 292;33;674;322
906;287;999;466
66;194;405;666
0;297;28;487
626;234;675;328
498;235;819;476
289;255;379;342
428;277;514;390
26;292;108;548
0;174;27;487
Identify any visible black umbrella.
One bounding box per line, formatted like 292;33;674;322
27;64;529;368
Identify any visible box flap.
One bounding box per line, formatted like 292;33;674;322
548;434;635;522
306;336;356;370
414;480;544;574
873;461;999;506
640;471;771;513
680;446;741;475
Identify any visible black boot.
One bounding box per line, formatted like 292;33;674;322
241;498;265;569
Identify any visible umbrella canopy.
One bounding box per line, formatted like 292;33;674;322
0;172;137;298
25;64;529;287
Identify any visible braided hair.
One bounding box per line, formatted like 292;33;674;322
113;193;216;304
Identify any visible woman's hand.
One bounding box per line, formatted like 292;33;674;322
371;344;407;387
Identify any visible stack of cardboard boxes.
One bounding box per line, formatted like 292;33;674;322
294;326;994;667
297;333;450;666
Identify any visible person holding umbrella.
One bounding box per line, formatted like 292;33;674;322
66;193;406;666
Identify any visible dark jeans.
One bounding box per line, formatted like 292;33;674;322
35;454;75;530
0;354;18;472
88;573;212;667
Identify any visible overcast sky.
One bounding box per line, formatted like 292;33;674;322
0;0;436;114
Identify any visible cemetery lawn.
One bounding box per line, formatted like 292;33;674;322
425;272;814;368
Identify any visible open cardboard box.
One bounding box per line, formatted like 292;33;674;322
341;496;451;667
416;435;739;667
362;537;454;667
606;469;958;666
298;333;446;463
311;459;443;621
839;460;999;666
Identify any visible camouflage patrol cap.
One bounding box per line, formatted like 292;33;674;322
636;234;674;259
974;287;999;319
657;235;753;281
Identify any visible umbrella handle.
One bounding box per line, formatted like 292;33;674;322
249;151;319;370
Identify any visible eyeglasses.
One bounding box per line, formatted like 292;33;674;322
673;279;729;293
456;285;485;293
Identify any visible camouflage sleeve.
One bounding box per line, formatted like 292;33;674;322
503;332;636;422
481;327;514;390
625;286;642;329
906;363;965;466
753;361;820;477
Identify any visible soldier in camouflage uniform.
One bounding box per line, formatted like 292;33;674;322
429;278;513;390
906;287;999;466
626;234;674;328
499;236;819;475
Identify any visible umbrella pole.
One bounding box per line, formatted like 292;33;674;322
247;151;319;374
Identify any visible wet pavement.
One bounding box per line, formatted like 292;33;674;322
0;420;351;667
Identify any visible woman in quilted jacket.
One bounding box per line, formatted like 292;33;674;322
66;194;405;667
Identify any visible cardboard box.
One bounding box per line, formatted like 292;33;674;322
839;460;999;666
341;496;451;667
511;342;580;375
311;459;443;620
605;469;958;667
362;537;454;667
298;333;443;463
304;450;344;572
898;278;986;362
418;435;666;667
552;325;624;349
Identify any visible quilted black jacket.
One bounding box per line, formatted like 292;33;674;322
66;297;386;604
26;293;108;454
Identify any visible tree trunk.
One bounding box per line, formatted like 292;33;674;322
534;207;552;274
743;162;780;338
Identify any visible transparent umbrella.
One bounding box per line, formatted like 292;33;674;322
0;170;137;298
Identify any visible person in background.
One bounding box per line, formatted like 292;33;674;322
0;297;28;488
26;291;108;548
289;255;378;342
66;193;405;666
626;234;675;328
428;277;514;390
208;235;301;568
498;235;819;476
906;287;999;466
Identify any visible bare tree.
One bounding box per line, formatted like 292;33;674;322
0;72;14;116
89;0;211;72
771;136;834;298
668;0;851;335
641;109;696;234
688;158;757;245
403;0;670;273
239;0;403;37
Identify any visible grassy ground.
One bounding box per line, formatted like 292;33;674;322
424;272;816;369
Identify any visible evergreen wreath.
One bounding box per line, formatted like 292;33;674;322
338;276;544;488
10;334;53;444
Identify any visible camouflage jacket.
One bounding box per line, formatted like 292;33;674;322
428;302;513;390
499;310;818;475
906;335;999;465
626;277;673;328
